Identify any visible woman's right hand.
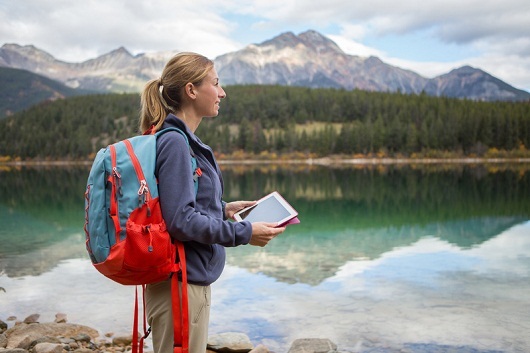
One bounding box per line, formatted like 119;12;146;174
249;222;286;247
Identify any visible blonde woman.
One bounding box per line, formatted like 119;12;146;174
140;52;285;353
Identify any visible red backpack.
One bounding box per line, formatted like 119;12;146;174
84;127;200;353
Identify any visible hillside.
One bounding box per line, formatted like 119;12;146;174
0;86;528;161
0;67;90;118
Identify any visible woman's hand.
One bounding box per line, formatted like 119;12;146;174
225;200;256;220
225;200;286;247
249;222;285;247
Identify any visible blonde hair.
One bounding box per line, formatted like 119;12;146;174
139;52;214;133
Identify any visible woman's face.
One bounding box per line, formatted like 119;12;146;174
194;68;226;118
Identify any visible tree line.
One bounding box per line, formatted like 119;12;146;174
0;85;529;160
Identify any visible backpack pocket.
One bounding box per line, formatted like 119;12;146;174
122;198;177;284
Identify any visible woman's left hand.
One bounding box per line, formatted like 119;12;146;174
225;200;256;220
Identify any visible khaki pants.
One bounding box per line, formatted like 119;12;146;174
145;279;211;353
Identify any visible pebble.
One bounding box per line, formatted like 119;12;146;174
112;334;133;347
207;332;254;353
54;313;67;324
23;314;40;324
73;333;92;343
33;342;63;353
287;338;338;353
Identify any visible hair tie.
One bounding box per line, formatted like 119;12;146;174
158;82;174;112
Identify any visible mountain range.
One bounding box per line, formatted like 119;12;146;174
1;30;529;102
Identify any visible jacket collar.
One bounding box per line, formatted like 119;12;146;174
162;114;199;143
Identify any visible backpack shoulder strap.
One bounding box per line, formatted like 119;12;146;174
155;127;199;196
155;127;193;353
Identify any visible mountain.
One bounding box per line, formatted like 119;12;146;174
0;67;88;118
1;30;529;101
215;31;430;93
425;65;530;101
215;31;529;101
0;44;176;92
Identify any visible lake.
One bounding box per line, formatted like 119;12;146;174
1;162;529;353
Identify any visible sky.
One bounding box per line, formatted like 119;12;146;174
1;0;530;92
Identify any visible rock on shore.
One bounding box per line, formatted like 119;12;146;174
0;314;342;353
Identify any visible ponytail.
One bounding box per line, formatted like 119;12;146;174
139;78;170;133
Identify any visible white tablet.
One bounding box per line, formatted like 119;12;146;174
233;191;298;226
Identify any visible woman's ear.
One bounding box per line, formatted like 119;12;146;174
185;82;196;99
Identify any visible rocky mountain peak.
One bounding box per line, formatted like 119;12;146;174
261;31;299;49
429;65;527;100
258;30;344;55
0;43;57;66
106;46;133;58
298;30;344;54
1;30;528;101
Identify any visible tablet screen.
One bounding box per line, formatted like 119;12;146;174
234;191;297;225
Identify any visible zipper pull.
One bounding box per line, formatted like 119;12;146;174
113;167;122;196
137;180;149;207
137;179;149;196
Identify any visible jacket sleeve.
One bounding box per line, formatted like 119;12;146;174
156;131;252;247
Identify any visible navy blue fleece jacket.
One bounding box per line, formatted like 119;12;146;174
155;114;252;285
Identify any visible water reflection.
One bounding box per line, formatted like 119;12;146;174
225;216;526;285
0;164;529;352
1;222;528;352
214;222;530;352
0;164;529;279
214;221;530;352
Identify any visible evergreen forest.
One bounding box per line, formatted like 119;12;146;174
0;85;529;161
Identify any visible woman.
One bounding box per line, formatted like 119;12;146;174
139;52;286;353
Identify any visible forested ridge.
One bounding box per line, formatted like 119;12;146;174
0;67;90;118
0;85;529;161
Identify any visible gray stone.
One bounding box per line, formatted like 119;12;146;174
0;319;8;333
72;333;92;343
23;314;40;324
33;342;63;353
112;334;133;346
28;336;61;350
288;338;338;353
54;313;68;324
15;336;33;350
4;323;98;349
207;332;254;353
0;332;8;348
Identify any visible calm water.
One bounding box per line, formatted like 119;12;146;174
1;163;529;353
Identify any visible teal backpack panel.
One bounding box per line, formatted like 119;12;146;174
84;127;197;265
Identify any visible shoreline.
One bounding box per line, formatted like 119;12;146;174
1;157;530;167
0;315;337;353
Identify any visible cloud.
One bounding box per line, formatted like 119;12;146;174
0;0;242;61
1;0;529;90
217;0;530;90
